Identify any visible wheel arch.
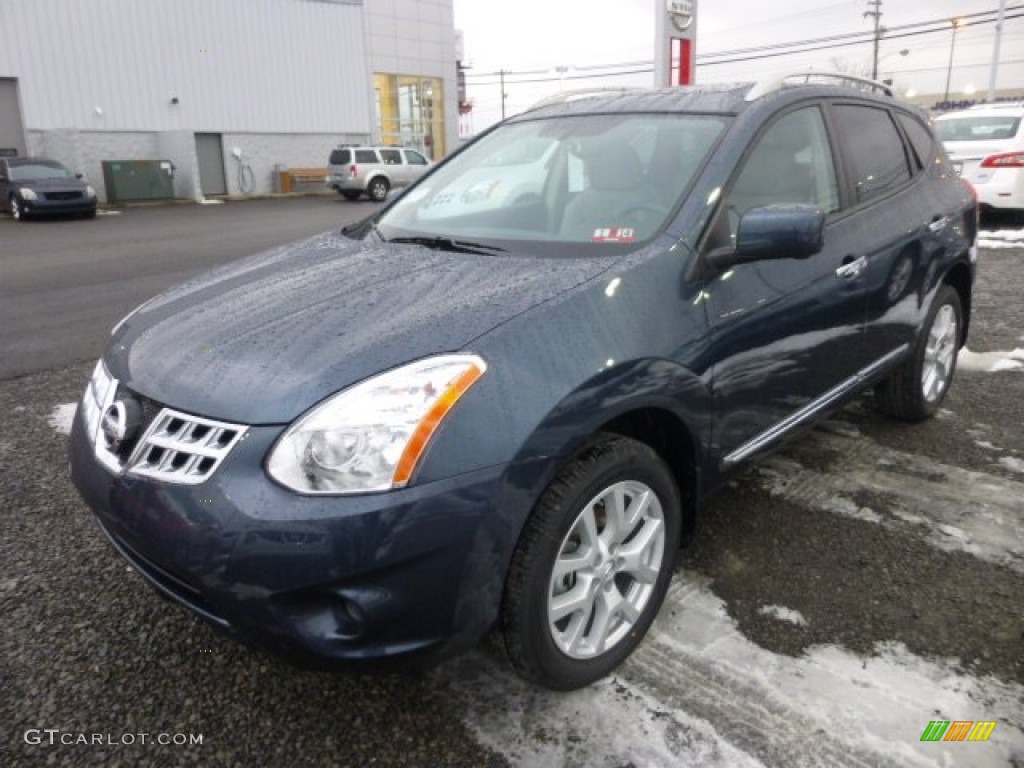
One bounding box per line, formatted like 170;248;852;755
943;260;973;346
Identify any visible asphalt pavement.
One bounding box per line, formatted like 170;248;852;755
0;196;380;380
2;200;1022;767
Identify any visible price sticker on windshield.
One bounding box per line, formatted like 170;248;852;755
593;227;636;243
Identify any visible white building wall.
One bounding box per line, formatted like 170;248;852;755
364;0;458;156
0;0;372;134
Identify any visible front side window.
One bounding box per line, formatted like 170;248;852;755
833;105;912;204
711;106;839;245
377;113;726;250
9;161;74;181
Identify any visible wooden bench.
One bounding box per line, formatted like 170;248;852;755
278;167;327;194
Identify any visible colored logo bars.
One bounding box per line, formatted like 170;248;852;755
920;721;997;742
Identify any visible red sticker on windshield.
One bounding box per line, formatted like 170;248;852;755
592;227;635;243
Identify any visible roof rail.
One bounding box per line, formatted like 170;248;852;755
746;71;894;102
527;86;645;112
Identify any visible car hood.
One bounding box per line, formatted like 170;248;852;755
107;231;617;424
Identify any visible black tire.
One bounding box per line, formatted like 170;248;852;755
367;177;389;202
501;434;681;690
340;190;361;201
875;284;963;422
82;208;97;219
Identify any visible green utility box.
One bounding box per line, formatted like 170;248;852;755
101;160;175;203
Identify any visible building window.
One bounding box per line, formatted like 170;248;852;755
373;74;445;160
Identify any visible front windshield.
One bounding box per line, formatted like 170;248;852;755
9;161;75;181
378;112;726;249
935;115;1021;142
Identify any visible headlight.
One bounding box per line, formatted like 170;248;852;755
86;185;97;198
267;355;487;494
19;188;38;201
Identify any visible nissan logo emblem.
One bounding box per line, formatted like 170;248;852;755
100;399;141;453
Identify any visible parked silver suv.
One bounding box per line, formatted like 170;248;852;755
326;145;432;201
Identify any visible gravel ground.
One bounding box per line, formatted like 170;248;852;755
2;228;1022;766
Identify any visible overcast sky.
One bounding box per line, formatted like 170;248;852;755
454;0;1023;131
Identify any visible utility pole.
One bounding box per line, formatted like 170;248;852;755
864;0;883;81
500;69;507;120
987;0;1008;102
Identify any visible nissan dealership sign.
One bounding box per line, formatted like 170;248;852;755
667;0;695;31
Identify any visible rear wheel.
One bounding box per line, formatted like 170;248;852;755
875;284;962;421
367;177;389;202
501;434;680;690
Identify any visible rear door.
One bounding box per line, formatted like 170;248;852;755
827;102;947;363
704;103;874;466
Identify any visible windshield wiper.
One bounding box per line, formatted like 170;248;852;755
387;236;506;254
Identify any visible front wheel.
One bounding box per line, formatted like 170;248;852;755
9;195;26;221
501;434;681;690
875;284;963;421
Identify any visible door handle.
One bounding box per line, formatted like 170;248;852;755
836;255;866;279
929;215;949;233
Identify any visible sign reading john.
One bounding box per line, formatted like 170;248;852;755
667;0;695;31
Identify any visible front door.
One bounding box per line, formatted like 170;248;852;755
195;133;227;197
702;104;872;466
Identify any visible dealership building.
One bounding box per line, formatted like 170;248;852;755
0;0;460;202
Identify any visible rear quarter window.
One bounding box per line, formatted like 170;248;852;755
896;112;936;171
329;148;351;165
833;104;912;204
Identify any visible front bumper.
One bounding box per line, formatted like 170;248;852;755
69;402;521;666
22;196;97;216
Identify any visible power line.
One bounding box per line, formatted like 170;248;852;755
466;6;1023;82
466;11;1023;86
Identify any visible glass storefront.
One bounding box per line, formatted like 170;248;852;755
373;74;445;160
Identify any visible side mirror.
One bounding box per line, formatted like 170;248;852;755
707;204;825;271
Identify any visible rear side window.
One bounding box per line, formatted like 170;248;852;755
934;115;1021;142
355;149;378;164
379;149;402;165
404;150;429;165
329;148;351;165
833;105;911;204
897;113;936;170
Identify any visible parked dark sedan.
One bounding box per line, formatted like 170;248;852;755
70;74;976;690
1;157;98;220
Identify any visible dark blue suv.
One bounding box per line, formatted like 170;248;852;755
70;75;977;690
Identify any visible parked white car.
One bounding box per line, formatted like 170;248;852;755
934;103;1024;214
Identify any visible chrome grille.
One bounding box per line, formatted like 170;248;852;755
83;361;246;484
127;409;245;484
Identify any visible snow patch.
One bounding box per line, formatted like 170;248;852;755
444;575;1024;768
999;456;1024;475
48;403;77;435
958;347;1024;373
758;604;808;626
978;229;1024;249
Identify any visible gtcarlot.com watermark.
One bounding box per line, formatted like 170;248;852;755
25;729;203;747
